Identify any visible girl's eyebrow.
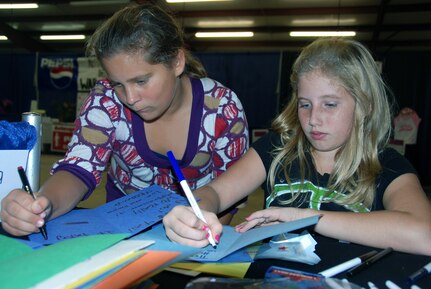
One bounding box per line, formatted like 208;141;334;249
107;73;152;84
126;73;152;83
298;94;341;101
322;95;342;101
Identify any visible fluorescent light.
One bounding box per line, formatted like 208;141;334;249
197;20;254;28
0;3;38;9
292;18;356;25
40;35;86;40
42;24;86;30
0;35;8;40
290;31;356;37
167;0;231;3
195;32;254;38
70;0;128;5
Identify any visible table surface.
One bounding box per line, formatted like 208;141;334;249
151;233;431;289
2;226;429;289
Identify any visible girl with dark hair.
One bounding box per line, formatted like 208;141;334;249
1;3;248;236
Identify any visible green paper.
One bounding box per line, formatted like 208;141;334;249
0;235;33;262
0;233;128;289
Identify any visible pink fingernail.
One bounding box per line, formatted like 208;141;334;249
202;225;208;231
205;232;209;238
215;234;220;242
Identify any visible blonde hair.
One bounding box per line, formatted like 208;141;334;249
86;3;207;78
268;38;393;208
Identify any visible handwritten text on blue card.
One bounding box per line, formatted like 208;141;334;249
28;185;188;245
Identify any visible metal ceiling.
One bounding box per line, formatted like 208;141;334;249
0;0;430;54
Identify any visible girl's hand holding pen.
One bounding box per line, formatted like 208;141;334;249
0;188;51;237
163;205;222;248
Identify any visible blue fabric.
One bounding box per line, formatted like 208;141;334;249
0;120;36;150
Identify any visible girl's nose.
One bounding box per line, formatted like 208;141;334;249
124;87;139;107
308;107;321;127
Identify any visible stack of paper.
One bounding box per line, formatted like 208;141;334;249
0;233;128;289
0;234;183;289
31;239;155;289
169;244;260;278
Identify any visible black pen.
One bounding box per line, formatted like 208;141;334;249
408;261;431;284
346;247;393;277
17;166;48;240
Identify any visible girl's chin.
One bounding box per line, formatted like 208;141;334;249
138;111;162;122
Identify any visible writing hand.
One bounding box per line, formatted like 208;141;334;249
0;188;51;236
163;205;222;247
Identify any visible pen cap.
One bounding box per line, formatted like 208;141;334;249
22;112;42;191
167;151;185;182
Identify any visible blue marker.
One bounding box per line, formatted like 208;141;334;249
167;151;217;247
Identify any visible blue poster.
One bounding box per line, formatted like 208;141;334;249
37;54;79;122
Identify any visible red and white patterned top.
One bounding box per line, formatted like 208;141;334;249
52;77;249;201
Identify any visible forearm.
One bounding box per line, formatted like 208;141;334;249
39;171;88;219
313;209;431;256
195;148;266;215
193;185;221;214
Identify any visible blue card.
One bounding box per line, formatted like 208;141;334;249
28;185;188;245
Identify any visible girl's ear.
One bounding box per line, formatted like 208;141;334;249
174;49;186;77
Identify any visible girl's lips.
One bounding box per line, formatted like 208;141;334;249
136;106;153;114
310;131;326;140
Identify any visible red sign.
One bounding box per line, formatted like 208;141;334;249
51;124;74;152
252;128;269;143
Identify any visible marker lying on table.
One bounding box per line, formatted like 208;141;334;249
318;250;377;277
408;261;431;284
167;151;217;248
346;247;393;277
385;280;402;289
17;166;48;240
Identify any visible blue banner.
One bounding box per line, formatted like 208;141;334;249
37;54;79;122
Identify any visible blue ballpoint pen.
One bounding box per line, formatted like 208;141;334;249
167;150;217;247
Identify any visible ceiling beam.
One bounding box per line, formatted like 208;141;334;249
183;23;431;34
2;39;430;51
0;3;430;23
15;23;431;36
0;14;112;22
188;39;431;50
370;0;390;52
0;21;53;52
175;3;431;18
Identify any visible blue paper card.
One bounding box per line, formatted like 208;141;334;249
188;215;319;262
136;215;319;262
28;185;188;245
